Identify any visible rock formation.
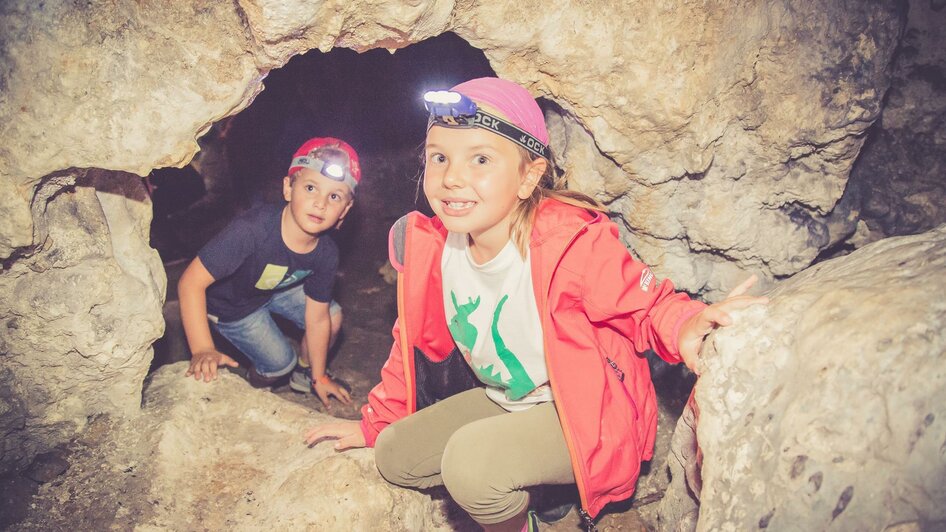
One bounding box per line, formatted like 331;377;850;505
849;0;946;244
0;170;164;472
657;224;946;531
18;363;455;531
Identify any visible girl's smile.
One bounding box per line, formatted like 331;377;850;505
440;199;477;215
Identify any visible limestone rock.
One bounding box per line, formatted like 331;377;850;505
1;1;906;286
20;362;452;531
850;1;946;240
0;0;267;257
23;451;69;484
0;171;165;473
689;225;946;530
652;397;701;532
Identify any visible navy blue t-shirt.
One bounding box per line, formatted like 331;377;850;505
198;203;339;322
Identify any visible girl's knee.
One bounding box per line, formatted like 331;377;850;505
441;427;528;523
373;426;410;486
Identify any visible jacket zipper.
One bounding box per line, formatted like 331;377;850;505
539;217;599;520
577;507;599;532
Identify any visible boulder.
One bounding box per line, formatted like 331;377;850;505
661;224;946;531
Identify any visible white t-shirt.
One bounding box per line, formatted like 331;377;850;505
440;232;552;411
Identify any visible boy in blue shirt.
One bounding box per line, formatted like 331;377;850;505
179;137;358;407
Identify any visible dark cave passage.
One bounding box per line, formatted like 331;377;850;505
149;32;495;265
148;33;496;418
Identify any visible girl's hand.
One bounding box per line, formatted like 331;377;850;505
304;420;366;450
312;374;353;408
677;275;769;374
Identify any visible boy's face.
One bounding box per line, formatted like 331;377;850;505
282;168;354;238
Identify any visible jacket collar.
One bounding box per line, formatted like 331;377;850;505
530;198;602;250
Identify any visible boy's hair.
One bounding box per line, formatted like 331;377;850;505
509;148;607;257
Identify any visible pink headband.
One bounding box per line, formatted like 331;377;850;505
450;77;550;147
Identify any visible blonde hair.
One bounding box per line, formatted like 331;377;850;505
509;147;607;257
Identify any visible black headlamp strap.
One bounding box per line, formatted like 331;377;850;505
428;110;548;159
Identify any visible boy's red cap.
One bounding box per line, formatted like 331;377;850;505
288;137;362;189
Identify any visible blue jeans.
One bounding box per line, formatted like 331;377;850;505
209;285;341;377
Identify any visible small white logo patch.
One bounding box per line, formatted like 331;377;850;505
640;269;655;292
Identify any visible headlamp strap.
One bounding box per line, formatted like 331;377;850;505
291;156;358;192
428;110;548;159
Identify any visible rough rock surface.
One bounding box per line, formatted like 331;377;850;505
849;1;946;242
17;363;453;531
18;362;651;531
1;1;905;281
668;224;946;531
0;171;165;474
653;397;701;531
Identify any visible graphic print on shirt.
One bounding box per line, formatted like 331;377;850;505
447;290;536;398
489;295;537;400
448;292;480;360
254;264;312;290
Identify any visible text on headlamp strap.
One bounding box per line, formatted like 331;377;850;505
428;109;548;159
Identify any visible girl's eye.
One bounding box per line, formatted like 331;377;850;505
429;153;446;164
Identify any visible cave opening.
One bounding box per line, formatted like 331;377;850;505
148;33;496;416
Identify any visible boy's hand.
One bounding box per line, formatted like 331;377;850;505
678;275;769;374
312;375;353;408
185;349;239;382
304;420;365;450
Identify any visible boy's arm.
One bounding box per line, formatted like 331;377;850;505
305;297;352;407
179;257;239;381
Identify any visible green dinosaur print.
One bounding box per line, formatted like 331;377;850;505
448;291;480;353
474;363;507;389
490;295;536;400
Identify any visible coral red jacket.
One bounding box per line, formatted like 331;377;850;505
359;199;706;517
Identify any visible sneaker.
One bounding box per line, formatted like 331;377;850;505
533;484;576;524
536;501;574;523
289;366;312;393
247;366;283;389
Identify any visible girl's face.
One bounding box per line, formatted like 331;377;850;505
423;125;543;261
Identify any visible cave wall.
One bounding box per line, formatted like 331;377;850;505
850;0;946;243
0;170;164;472
0;0;911;472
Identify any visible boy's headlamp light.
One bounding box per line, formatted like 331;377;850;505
289;156;357;192
423;89;549;159
323;163;344;179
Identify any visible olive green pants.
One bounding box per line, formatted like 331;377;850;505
373;388;575;525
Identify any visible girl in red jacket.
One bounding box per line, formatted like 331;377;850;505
305;77;766;531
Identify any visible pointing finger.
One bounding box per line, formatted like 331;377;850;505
726;274;758;299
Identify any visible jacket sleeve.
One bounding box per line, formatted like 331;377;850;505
579;222;706;364
358;216;414;447
359;318;409;447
